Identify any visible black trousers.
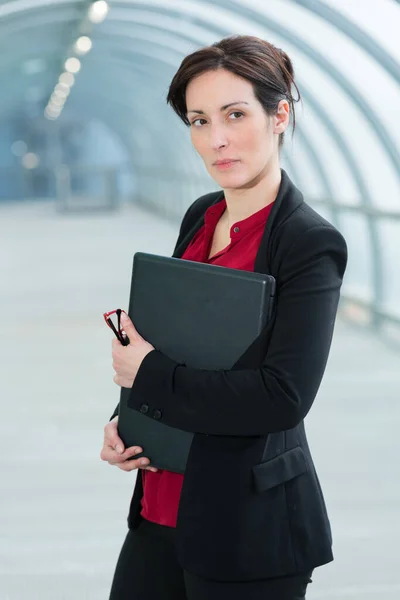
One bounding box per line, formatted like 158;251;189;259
109;516;313;600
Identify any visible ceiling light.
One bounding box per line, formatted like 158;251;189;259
53;87;69;100
75;36;92;55
22;153;40;169
55;82;70;94
59;72;75;87
11;141;28;157
46;105;62;116
50;94;66;107
88;1;109;24
65;57;81;74
45;105;62;120
44;112;59;121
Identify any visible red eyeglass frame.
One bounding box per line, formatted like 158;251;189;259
103;308;130;345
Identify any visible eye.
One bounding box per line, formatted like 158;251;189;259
228;111;244;120
191;118;207;127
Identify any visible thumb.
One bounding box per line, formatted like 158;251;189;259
120;311;140;339
108;424;124;453
110;423;124;453
114;439;124;454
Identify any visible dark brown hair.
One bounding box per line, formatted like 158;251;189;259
166;35;301;148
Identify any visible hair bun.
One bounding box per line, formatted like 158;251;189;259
274;46;299;102
280;49;294;78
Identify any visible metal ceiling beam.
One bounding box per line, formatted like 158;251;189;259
293;0;400;87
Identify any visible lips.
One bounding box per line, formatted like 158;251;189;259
214;159;239;165
214;159;240;170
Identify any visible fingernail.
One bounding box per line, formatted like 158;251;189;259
134;448;142;454
141;459;149;465
116;445;123;454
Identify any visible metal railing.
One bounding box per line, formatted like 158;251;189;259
0;164;129;212
1;163;399;345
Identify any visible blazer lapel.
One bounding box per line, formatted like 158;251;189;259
254;169;304;274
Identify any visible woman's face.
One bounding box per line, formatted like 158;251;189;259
186;68;289;189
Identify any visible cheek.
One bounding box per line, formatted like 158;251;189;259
240;128;271;161
191;131;206;157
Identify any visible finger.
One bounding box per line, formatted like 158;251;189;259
112;459;158;472
104;431;125;455
104;419;122;441
116;457;151;472
120;313;141;342
119;446;143;460
101;445;141;463
107;438;125;454
113;440;125;454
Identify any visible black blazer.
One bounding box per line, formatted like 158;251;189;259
110;169;348;582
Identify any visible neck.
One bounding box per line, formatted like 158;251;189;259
222;161;282;227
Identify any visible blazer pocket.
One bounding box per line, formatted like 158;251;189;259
252;446;307;493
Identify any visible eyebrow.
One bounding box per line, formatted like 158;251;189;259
187;101;249;116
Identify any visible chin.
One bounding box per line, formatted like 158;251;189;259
217;175;252;190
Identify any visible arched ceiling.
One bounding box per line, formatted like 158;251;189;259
1;0;400;320
1;0;399;197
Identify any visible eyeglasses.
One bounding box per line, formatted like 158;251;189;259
103;308;130;345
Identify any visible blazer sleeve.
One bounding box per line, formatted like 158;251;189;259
128;224;347;436
108;200;199;423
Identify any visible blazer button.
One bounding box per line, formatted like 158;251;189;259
233;226;240;233
152;409;162;420
139;404;149;414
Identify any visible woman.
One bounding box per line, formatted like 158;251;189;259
102;35;347;600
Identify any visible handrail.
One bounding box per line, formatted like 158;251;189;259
1;163;399;343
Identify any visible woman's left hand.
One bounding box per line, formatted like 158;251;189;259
112;312;155;388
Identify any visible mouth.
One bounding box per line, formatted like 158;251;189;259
214;160;240;170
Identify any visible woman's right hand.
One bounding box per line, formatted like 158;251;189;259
100;416;158;472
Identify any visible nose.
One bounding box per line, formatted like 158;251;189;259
209;123;228;151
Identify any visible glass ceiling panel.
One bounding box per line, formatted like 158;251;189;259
0;0;77;17
0;0;399;324
323;0;400;58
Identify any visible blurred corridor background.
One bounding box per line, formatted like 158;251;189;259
1;1;399;599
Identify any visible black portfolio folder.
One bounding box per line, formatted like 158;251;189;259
118;252;276;474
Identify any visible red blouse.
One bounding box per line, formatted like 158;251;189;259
139;196;274;527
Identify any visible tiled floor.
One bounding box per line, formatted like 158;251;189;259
1;200;399;599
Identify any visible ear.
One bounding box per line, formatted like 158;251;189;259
273;99;290;135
